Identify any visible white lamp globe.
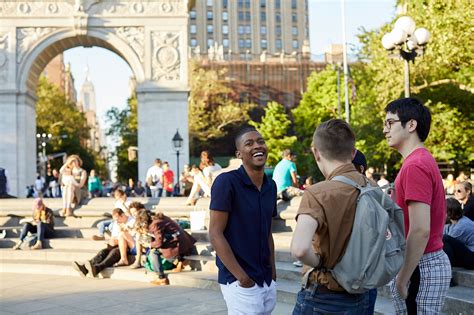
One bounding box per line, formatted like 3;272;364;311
395;16;416;35
414;28;430;45
407;38;418;50
390;28;407;45
381;33;395;50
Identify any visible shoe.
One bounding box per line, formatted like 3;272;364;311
150;277;170;286
31;240;42;250
281;190;292;202
293;260;303;267
172;260;189;273
12;241;23;250
72;261;88;278
92;235;105;241
129;261;142;269
85;260;98;278
114;260;129;267
60;208;67;217
66;208;74;217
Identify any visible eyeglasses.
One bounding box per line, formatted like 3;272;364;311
384;119;401;130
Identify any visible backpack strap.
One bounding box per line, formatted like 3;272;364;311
331;175;366;190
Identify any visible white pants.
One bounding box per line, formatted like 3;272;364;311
220;280;277;315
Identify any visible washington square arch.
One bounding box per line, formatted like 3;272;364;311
0;0;192;196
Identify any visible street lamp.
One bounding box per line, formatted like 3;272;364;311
172;129;183;193
36;133;52;177
382;16;430;97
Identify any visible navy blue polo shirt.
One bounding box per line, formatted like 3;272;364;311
210;165;277;287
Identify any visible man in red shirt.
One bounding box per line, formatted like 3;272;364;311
384;98;451;314
162;162;174;197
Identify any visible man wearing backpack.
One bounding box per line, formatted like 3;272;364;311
384;98;451;314
290;119;370;314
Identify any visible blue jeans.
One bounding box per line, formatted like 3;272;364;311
97;219;113;237
19;222;54;242
293;286;369;315
368;288;377;314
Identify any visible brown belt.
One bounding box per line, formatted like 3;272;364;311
308;284;347;294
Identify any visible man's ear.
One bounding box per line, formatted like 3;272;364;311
408;119;418;133
311;146;320;161
235;150;241;159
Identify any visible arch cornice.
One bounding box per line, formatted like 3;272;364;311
18;27;145;94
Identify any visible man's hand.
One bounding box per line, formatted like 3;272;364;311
396;275;409;299
238;276;255;288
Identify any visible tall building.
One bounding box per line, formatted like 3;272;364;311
42;54;77;102
189;0;309;60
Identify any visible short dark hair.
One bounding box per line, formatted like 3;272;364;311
313;119;355;161
112;208;124;217
234;126;258;148
446;198;463;221
384;98;431;142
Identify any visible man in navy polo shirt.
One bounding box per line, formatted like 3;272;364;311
209;126;277;314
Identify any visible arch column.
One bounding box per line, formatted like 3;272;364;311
136;86;189;185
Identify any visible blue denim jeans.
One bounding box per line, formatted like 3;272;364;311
19;222;54;242
97;219;113;236
292;286;369;315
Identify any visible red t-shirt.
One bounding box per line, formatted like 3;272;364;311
394;148;445;254
163;170;174;192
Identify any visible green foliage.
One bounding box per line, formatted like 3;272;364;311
250;102;297;166
188;61;255;155
105;93;138;182
36;76;106;175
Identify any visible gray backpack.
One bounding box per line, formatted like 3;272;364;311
327;176;405;293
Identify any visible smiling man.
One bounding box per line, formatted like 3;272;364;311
384;98;451;314
209;126;277;315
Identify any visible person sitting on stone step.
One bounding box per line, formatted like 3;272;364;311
129;208;153;269
92;188;131;241
112;207;136;267
13;198;55;250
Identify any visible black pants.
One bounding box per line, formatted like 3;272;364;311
443;234;474;269
91;245;121;273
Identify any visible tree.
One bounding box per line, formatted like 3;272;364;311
188;61;255;156
105;92;138;182
250;102;297;166
36;76;106;175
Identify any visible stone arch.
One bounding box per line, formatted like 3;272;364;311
18;28;145;95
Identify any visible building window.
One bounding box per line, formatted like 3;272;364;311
246;39;252;48
275;0;281;10
245;12;251;21
239;39;245;48
245;25;251;34
207;11;213;20
261;26;267;35
207;25;213;33
223;0;228;8
190;10;196;19
238;0;244;8
276;13;281;23
244;0;251;7
222;11;228;21
223;39;229;47
293;40;299;49
260;0;266;8
238;11;244;20
190;25;197;34
292;14;298;23
208;39;214;48
260;12;266;22
223;25;229;34
261;39;267;49
191;39;197;47
292;27;298;36
238;25;245;34
276;39;282;49
207;0;213;6
292;0;297;9
276;26;281;36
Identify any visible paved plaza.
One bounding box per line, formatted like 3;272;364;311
0;273;294;314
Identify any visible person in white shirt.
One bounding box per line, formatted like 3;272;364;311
146;159;164;198
377;175;390;188
185;151;222;206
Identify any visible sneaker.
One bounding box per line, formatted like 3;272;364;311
72;261;88;278
129;261;142;269
31;240;42;250
293;260;303;267
12;241;23;250
84;260;98;278
92;235;105;241
150;277;170;286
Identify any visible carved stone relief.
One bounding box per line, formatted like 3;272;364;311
16;28;56;64
151;32;181;82
0;33;9;83
116;27;145;63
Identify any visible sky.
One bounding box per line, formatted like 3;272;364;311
63;0;397;130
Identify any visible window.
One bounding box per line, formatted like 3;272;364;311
292;27;298;36
245;12;251;21
207;11;213;20
261;39;267;49
222;11;228;21
276;26;281;36
276;13;281;23
238;11;244;20
207;39;214;47
293;40;299;49
291;0;297;9
260;26;267;35
223;39;229;47
238;25;245;34
207;25;213;33
292;14;297;23
244;0;250;7
260;0;266;8
239;39;245;48
238;0;244;8
260;12;266;22
245;25;251;34
246;39;252;48
191;39;197;47
223;0;228;8
276;39;282;49
223;25;229;34
190;25;197;34
207;0;213;6
275;0;281;9
190;10;196;19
